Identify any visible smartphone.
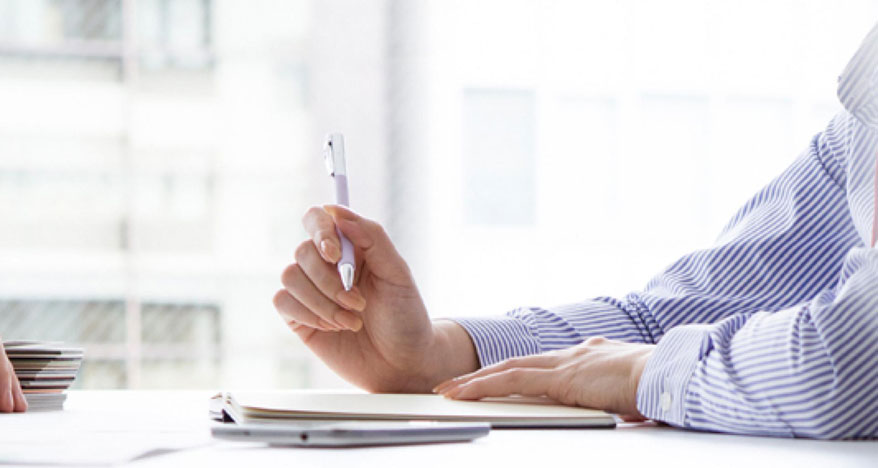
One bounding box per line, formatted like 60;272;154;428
212;420;490;448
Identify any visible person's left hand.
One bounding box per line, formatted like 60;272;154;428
434;337;654;421
0;340;27;413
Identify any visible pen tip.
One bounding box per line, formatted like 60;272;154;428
339;264;354;291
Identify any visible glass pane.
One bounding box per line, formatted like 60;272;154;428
462;88;536;226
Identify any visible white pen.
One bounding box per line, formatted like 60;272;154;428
323;133;355;291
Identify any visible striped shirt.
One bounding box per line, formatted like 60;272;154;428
454;22;878;439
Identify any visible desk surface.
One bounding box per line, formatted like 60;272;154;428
0;391;875;468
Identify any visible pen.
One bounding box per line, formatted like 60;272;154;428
323;133;355;291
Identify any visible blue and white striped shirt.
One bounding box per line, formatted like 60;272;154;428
454;23;878;439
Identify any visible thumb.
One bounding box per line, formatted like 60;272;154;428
323;205;411;285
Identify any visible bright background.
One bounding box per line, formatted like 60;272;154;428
0;0;876;389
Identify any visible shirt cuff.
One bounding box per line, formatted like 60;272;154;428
449;316;541;367
636;324;711;427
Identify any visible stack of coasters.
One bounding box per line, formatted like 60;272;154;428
4;341;84;411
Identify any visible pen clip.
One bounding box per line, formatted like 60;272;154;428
323;133;346;177
323;140;335;177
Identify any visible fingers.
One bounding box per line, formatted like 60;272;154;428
294;239;365;312
288;205;374;334
304;203;397;268
10;375;26;412
324;204;395;255
281;253;364;331
443;368;555;400
0;372;13;413
0;342;21;413
273;288;343;332
302;206;341;263
281;316;320;344
323;205;410;285
433;353;562;394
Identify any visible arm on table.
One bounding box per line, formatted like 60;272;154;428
638;247;878;439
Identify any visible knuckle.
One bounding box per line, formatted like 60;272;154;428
280;263;302;287
584;336;606;347
272;289;288;309
366;219;387;238
294;241;312;263
302;205;324;223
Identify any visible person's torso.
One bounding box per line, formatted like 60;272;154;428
837;22;878;247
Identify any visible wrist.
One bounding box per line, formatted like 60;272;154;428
626;345;654;417
425;320;479;388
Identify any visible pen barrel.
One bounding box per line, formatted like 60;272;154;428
333;174;355;272
334;174;350;207
336;226;355;268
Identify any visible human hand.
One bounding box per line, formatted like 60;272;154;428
0;340;27;412
273;205;477;393
434;337;653;420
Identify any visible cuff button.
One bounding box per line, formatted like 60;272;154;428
660;392;672;412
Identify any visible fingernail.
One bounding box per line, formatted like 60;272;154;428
336;291;366;311
323;204;354;219
336;313;363;332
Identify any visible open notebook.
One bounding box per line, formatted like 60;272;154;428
212;391;616;429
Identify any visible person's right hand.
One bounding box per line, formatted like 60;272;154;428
273;205;477;393
0;340;27;412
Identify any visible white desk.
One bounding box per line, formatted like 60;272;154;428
0;391;875;467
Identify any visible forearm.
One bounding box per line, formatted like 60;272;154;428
638;247;878;439
450;298;651;368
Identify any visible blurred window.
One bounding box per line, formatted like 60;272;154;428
462;89;536;226
1;0;877;390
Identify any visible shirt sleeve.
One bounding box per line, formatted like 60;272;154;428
636;24;878;439
637;247;878;439
453;298;655;366
453;111;861;368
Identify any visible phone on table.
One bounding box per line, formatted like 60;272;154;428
212;420;490;448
